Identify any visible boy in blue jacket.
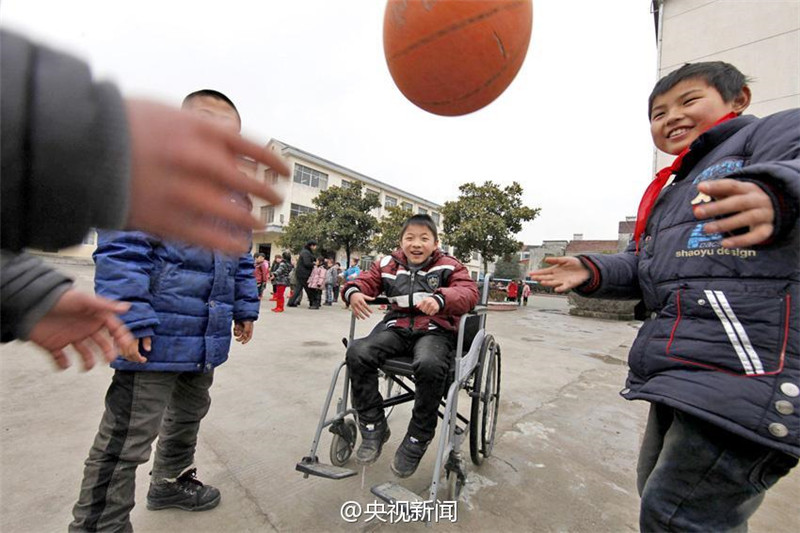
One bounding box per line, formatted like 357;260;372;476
532;62;798;532
70;90;260;533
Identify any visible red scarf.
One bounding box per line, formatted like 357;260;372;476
633;112;738;253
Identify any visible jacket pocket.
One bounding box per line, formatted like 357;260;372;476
666;286;790;376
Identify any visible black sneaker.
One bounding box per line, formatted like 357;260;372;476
355;418;391;465
146;468;221;511
391;434;430;478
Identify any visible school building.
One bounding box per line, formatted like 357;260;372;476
650;0;799;169
254;140;488;279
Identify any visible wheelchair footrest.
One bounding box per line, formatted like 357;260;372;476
371;482;425;504
296;457;358;480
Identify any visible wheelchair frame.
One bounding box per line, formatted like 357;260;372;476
296;276;501;504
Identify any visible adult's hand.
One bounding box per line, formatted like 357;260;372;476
125;100;291;254
28;290;134;370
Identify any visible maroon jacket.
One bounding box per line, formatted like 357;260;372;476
343;249;479;332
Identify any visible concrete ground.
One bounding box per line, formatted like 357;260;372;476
1;262;797;532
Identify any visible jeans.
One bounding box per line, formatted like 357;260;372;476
70;370;214;532
325;283;335;304
637;403;797;532
346;327;454;442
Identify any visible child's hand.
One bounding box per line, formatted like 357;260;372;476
416;297;440;316
529;257;590;293
234;321;253;344
349;293;375;320
125;100;291;254
120;336;149;364
28;290;135;370
694;179;774;248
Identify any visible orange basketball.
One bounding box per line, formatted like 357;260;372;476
383;0;533;116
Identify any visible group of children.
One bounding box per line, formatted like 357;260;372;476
65;59;797;533
255;249;354;312
504;279;531;306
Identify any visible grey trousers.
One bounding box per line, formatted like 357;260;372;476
70;369;214;532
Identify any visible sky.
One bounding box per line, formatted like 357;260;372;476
1;0;659;245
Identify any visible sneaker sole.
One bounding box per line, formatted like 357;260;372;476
389;461;416;478
147;493;221;512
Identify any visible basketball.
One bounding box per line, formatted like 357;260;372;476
383;0;533;117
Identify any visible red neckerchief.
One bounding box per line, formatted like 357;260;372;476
633;112;738;253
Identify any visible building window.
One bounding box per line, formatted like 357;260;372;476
360;255;374;271
401;201;413;211
264;169;279;184
341;179;358;189
431;212;440;225
384;195;397;209
472;252;480;261
293;163;328;190
260;206;274;224
366;189;380;200
290;203;316;219
418;207;428;215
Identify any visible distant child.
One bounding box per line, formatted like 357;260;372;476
254;253;269;300
344;256;361;282
271;251;293;313
324;258;340;306
343;214;478;478
521;282;531;306
531;62;798;531
70;90;260;532
307;257;326;309
269;254;281;300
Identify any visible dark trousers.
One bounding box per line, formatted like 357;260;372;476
70;370;214;532
287;277;313;306
637;403;797;532
346;327;454;442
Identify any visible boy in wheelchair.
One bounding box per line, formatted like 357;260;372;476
342;214;479;477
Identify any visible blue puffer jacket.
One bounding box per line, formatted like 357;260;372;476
94;230;260;373
582;110;799;457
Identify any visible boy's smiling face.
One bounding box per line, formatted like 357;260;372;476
401;223;438;266
649;78;750;155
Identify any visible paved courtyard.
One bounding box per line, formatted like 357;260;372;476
1;261;797;532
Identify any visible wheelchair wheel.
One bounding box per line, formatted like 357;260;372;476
469;336;501;466
330;419;357;466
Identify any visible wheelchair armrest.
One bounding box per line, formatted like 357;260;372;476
369;297;391;306
468;305;489;316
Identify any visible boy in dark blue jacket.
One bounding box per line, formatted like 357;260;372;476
532;62;798;532
70;90;260;533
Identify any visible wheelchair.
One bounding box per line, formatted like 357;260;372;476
296;276;501;503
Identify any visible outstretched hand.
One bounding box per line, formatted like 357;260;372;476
125;100;291;254
528;257;590;294
28;290;134;371
694;179;775;248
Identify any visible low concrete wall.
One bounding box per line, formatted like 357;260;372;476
567;293;638;321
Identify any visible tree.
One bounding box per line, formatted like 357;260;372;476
492;254;522;280
278;183;381;266
442;181;539;275
277;212;326;254
371;206;414;255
